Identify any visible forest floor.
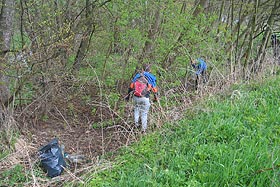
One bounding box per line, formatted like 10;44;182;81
15;102;143;177
6;79;196;182
22;120;137;159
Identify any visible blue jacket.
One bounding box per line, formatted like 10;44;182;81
132;72;157;88
192;58;207;75
128;71;158;98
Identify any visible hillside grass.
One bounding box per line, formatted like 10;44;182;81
84;75;280;187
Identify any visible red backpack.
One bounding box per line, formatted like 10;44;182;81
134;76;149;97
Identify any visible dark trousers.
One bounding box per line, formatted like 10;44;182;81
195;70;207;90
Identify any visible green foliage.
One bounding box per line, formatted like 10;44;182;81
0;163;46;186
91;119;116;129
0;165;27;186
0;125;20;159
8;80;35;106
41;114;49;122
11;32;31;50
86;76;280;186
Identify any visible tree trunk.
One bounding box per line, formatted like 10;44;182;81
242;0;258;78
216;0;225;42
73;0;94;71
139;8;161;63
0;0;15;107
72;0;111;71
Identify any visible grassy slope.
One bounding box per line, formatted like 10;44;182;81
86;76;280;187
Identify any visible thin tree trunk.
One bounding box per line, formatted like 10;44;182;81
243;0;258;78
0;0;15;107
234;0;243;69
20;0;25;48
73;0;92;71
73;26;95;71
253;0;280;72
139;8;161;64
216;0;225;41
73;0;111;71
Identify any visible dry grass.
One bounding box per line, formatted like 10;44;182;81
0;57;279;186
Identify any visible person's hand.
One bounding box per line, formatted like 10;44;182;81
153;97;158;103
191;60;195;64
124;95;130;102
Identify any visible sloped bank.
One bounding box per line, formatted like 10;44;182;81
80;75;280;187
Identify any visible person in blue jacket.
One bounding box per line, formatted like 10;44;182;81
191;58;208;88
125;64;158;133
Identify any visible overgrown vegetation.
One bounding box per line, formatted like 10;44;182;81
79;75;280;187
0;0;280;186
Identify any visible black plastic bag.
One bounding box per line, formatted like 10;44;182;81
38;138;66;178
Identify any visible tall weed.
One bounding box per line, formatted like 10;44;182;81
87;76;280;187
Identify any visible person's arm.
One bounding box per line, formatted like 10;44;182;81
151;86;159;102
128;83;134;94
191;60;197;69
196;67;203;75
191;63;196;69
124;83;134;101
144;72;159;101
125;74;140;101
195;61;204;75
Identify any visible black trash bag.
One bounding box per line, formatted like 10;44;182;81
38;138;66;178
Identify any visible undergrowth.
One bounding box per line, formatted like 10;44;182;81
81;75;280;187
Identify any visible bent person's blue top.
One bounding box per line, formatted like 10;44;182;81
195;58;207;75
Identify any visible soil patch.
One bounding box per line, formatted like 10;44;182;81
21;120;138;160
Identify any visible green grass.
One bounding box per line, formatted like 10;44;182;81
84;76;280;187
